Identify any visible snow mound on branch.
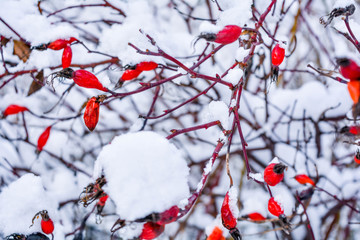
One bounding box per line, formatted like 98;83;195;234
0;174;59;236
94;131;190;221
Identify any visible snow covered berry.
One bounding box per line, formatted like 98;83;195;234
139;222;165;240
268;197;284;217
2;104;29;117
271;43;285;66
294;174;315;186
62;44;72;69
337;58;360;80
221;188;242;240
221;190;237;230
263;163;286;186
83;97;100;131
37;126;51;153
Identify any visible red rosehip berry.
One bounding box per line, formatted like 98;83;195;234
355;149;360;164
294;174;315;186
54;68;108;92
37;126;51;152
2;104;29;117
246;212;267;221
98;194;109;206
62;44;72;69
139;222;165;240
271;43;285;66
207;226;225;240
30;210;54;235
263;162;286;186
347;80;360;103
156;205;179;225
221;190;238;230
47;39;68;50
83;97;100;131
136;61;158;71
214;25;242;45
47;37;78;50
121;69;142;81
337;58;360;80
41;217;54;235
268;197;284;217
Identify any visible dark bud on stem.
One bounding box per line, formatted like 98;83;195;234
336;58;350;67
229;228;242;240
320;4;356;27
273;163;286;174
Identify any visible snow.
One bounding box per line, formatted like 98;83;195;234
206;100;230;130
2;0;360;239
0;174;62;238
227;186;239;219
93;131;190;221
224;68;243;85
333;0;355;8
249;172;264;182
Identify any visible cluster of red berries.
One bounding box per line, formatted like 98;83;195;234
121;61;158;81
47;37;78;69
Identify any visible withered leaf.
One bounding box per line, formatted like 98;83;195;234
28;70;44;96
1;36;10;46
13;40;31;62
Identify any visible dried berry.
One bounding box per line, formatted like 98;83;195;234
84;97;100;131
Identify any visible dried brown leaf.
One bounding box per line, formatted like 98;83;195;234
13;40;31;62
28;70;44;96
